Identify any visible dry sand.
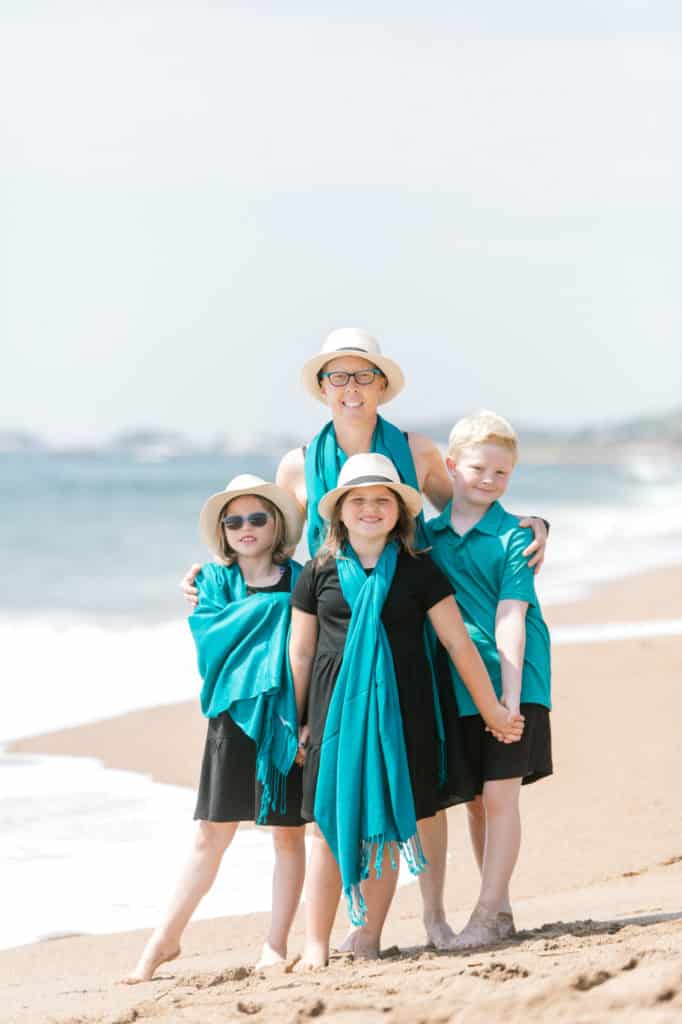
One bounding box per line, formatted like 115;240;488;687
3;566;682;1023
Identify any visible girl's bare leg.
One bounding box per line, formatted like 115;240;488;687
338;843;399;958
124;820;239;982
256;825;307;968
417;810;457;949
295;826;341;969
456;778;522;948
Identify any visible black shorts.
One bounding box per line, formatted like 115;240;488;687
460;703;553;793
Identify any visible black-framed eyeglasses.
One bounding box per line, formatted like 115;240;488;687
318;369;385;388
221;512;271;530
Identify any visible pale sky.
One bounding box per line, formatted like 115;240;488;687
2;1;681;446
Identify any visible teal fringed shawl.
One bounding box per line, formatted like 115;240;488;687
188;560;302;824
304;415;428;558
313;542;427;926
304;415;445;784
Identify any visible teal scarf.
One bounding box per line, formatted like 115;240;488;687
314;542;427;925
188;560;302;824
305;415;445;788
304;415;428;558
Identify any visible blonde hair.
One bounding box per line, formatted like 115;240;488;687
447;410;519;465
216;495;289;566
316;488;418;564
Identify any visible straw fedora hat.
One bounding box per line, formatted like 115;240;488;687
317;453;422;522
301;328;405;405
199;474;304;558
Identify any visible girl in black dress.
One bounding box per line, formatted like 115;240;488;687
125;475;306;982
288;454;524;969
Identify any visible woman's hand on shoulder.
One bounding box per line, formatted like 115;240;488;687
517;516;548;573
180;563;202;607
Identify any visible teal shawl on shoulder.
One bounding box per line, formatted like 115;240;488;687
304;415;428;558
188;560;302;824
314;542;426;925
304;416;445;784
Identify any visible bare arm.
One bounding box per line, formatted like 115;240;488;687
289;607;318;722
408;432;452;511
275;446;308;512
495;599;528;715
427;595;524;741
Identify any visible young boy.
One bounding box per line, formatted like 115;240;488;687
426;411;552;948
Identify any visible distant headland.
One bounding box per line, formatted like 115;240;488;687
2;408;681;463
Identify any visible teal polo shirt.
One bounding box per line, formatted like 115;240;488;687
426;500;551;717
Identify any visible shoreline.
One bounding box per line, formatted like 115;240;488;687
4;562;682;1022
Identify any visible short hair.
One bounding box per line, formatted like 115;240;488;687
216;495;289;566
316;488;418;564
447;410;519;465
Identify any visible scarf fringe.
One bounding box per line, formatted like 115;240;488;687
344;883;369;928
345;832;428;925
256;764;288;826
398;832;428;877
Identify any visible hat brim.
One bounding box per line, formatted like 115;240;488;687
301;349;405;405
199;482;304;559
317;477;423;522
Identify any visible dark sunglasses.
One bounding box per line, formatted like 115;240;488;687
221;512;271;530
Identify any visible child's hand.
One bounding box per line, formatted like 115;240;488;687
295;725;310;766
485;704;524;743
180;564;201;607
501;694;521;718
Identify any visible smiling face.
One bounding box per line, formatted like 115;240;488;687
446;443;515;510
318;355;387;421
220;494;278;562
338;485;400;542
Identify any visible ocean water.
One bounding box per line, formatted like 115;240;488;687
2;450;682;950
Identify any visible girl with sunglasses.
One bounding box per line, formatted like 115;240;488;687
125;475;305;982
288;454;524;969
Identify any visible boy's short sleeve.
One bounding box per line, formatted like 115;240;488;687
291;559;318;614
499;528;539;604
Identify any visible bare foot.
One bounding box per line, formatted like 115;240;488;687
292;943;328;970
335;927;380;959
336;927;358;953
254;942;286;970
121;940;181;984
497;911;516;940
424;916;457;951
452;904;500;950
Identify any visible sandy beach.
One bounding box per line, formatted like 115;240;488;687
4;565;682;1023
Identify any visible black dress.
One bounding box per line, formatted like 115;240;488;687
292;550;477;823
193;565;305;826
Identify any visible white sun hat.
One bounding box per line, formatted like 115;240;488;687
301;328;405;404
317;453;422;522
199;474;304;558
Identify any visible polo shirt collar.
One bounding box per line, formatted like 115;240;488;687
429;499;505;536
